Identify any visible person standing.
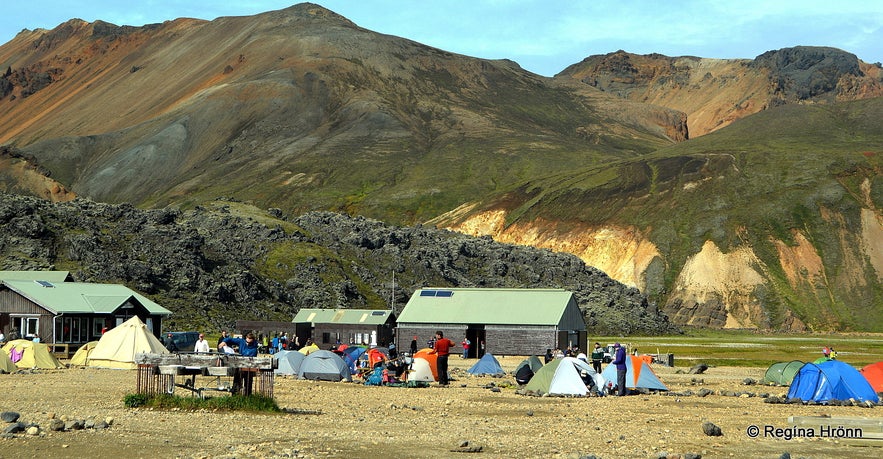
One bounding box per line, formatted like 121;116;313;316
194;333;211;353
409;336;418;355
432;331;455;386
461;336;471;359
612;342;627;396
217;330;229;347
590;342;605;374
219;332;259;357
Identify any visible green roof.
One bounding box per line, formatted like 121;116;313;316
1;280;171;315
292;308;393;325
0;271;71;282
397;288;576;325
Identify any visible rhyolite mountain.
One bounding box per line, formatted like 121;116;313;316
1;3;882;331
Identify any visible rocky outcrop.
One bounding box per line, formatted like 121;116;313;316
0;193;677;335
557;47;883;137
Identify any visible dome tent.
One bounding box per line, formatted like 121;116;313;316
2;339;64;369
274;350;306;376
860;361;883;393
524;357;604;396
600;355;668;392
297;350;352;382
787;360;879;404
69;341;100;366
467;352;505;376
763;360;804;386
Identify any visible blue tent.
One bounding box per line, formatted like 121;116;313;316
467;353;505;375
342;346;367;374
787;360;879;403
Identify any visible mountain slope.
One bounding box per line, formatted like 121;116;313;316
0;3;683;223
432;98;883;331
556;47;883;137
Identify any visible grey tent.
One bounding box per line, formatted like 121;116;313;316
297;350;352;382
274;350;306;375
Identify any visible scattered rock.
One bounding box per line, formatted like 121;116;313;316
742;378;756;385
701;421;722;437
48;419;65;431
0;412;20;423
689;364;708;375
26;426;40;436
3;422;25;434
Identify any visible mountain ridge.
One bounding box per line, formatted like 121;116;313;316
1;4;882;331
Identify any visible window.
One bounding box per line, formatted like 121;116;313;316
12;316;39;338
93;317;110;336
54;316;90;343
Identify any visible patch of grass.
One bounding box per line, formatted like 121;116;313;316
594;330;883;368
123;393;280;412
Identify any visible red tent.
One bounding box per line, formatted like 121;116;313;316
861;361;883;393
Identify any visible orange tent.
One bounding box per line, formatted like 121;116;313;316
861;361;883;393
413;348;438;381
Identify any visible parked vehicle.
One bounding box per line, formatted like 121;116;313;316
164;331;200;352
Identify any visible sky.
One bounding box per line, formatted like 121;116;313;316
2;1;882;77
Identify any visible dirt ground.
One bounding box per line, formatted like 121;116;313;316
1;356;880;459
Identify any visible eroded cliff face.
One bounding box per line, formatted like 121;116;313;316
664;240;768;329
442;191;883;331
445;208;659;291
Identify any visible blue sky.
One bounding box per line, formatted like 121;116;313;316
2;1;882;77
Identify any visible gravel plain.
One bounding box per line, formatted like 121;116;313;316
1;356;878;458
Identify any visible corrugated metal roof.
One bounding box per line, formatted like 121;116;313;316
0;271;71;282
292;308;392;325
397;288;576;325
1;280;171;315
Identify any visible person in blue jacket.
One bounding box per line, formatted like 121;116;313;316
612;342;627;396
219;332;259;357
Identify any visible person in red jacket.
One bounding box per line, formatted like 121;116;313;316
432;331;456;385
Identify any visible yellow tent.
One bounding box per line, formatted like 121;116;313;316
69;341;100;366
2;339;65;369
298;343;320;355
88;316;169;369
0;348;16;373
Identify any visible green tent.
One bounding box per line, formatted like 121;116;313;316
763;360;804;385
516;355;544;373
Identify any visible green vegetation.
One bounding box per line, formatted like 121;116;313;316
595;330;883;368
463;98;883;331
123;393;280;412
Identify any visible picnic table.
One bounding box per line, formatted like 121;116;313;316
134;352;277;398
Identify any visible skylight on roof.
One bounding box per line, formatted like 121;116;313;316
34;280;55;288
420;289;453;298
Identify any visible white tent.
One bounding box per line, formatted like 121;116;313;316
524;356;604;396
407;357;436;382
87;316;169;369
297;350;352;381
